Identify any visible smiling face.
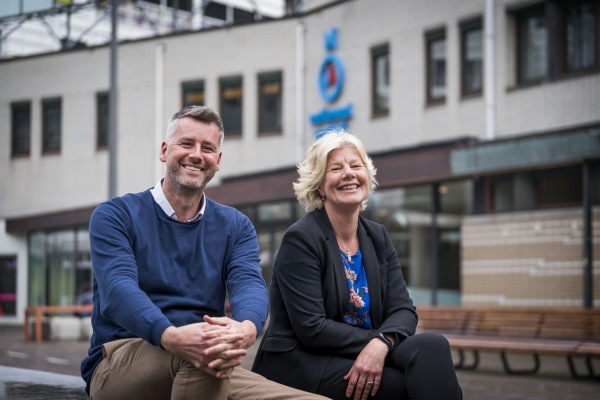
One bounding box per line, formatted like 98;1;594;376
159;117;222;193
319;145;369;213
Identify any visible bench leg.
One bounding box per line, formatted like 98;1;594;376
500;352;540;375
567;355;600;380
585;356;600;380
454;349;480;370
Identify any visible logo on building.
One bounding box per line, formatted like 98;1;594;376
310;28;353;137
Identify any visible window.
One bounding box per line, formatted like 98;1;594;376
516;5;548;82
97;92;108;149
515;0;598;84
42;98;61;153
219;76;243;136
565;1;597;72
426;29;446;103
489;166;584;212
11;101;31;157
182;80;205;107
536;166;582;208
258;71;282;134
461;19;483;96
491;175;514;212
0;256;17;316
28;227;91;307
371;44;390;116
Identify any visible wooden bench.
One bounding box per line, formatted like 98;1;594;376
416;306;600;380
24;304;93;343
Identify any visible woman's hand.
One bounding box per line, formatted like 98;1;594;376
343;338;388;400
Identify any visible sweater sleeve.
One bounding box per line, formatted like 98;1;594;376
224;213;269;335
90;200;172;346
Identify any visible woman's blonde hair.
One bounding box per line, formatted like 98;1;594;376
294;128;377;212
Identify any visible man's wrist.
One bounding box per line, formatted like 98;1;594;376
160;325;177;351
240;320;258;348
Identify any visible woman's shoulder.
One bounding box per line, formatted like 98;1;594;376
286;211;320;234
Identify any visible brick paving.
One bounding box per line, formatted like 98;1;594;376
1;325;598;399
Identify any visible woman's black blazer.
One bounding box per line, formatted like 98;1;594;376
252;207;417;393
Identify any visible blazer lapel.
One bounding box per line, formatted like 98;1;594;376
314;208;349;318
358;216;383;328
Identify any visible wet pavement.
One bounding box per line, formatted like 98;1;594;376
1;325;598;399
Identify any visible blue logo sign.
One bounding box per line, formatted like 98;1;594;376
319;55;344;103
310;27;353;137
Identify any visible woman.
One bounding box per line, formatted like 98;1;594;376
252;129;461;400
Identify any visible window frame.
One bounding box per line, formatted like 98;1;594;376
425;28;447;105
219;76;243;137
96;92;109;150
257;71;283;136
11;101;31;158
371;43;390;117
513;0;600;86
41;97;62;155
181;80;205;107
460;18;484;97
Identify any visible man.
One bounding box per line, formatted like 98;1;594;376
81;106;325;400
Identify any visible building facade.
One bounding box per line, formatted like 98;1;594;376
1;0;599;324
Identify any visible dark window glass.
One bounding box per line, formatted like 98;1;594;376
204;3;226;20
182;80;205;107
566;1;597;72
258;71;282;133
491;175;514;212
97;92;108;149
0;256;17;316
514;1;597;84
461;20;483;95
426;29;446;103
372;44;390;115
536;166;581;207
42;98;61;153
220;76;243;136
517;6;548;82
233;7;255;23
490;166;583;212
11;102;31;157
143;0;192;11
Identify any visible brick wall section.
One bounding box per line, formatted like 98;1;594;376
461;207;600;307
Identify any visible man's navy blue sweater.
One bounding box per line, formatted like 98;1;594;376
81;190;268;392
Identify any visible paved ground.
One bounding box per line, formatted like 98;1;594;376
1;325;598;399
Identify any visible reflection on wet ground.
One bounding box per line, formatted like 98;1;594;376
0;366;87;400
2;382;87;399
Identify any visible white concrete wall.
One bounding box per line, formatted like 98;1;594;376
1;0;599;220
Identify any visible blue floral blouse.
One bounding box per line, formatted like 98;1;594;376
341;247;372;329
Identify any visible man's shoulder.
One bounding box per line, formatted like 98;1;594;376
100;189;152;207
205;197;250;223
92;189;153;218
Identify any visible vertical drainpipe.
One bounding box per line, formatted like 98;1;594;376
108;0;118;199
485;0;495;141
155;43;166;183
296;22;306;163
430;183;440;306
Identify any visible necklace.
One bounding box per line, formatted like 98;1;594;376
336;233;357;263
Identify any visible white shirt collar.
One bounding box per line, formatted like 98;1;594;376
150;179;205;222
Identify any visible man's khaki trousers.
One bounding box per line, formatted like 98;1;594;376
90;338;328;400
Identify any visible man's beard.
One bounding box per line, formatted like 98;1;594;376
167;163;214;193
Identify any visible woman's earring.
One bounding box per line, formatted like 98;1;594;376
319;193;326;201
